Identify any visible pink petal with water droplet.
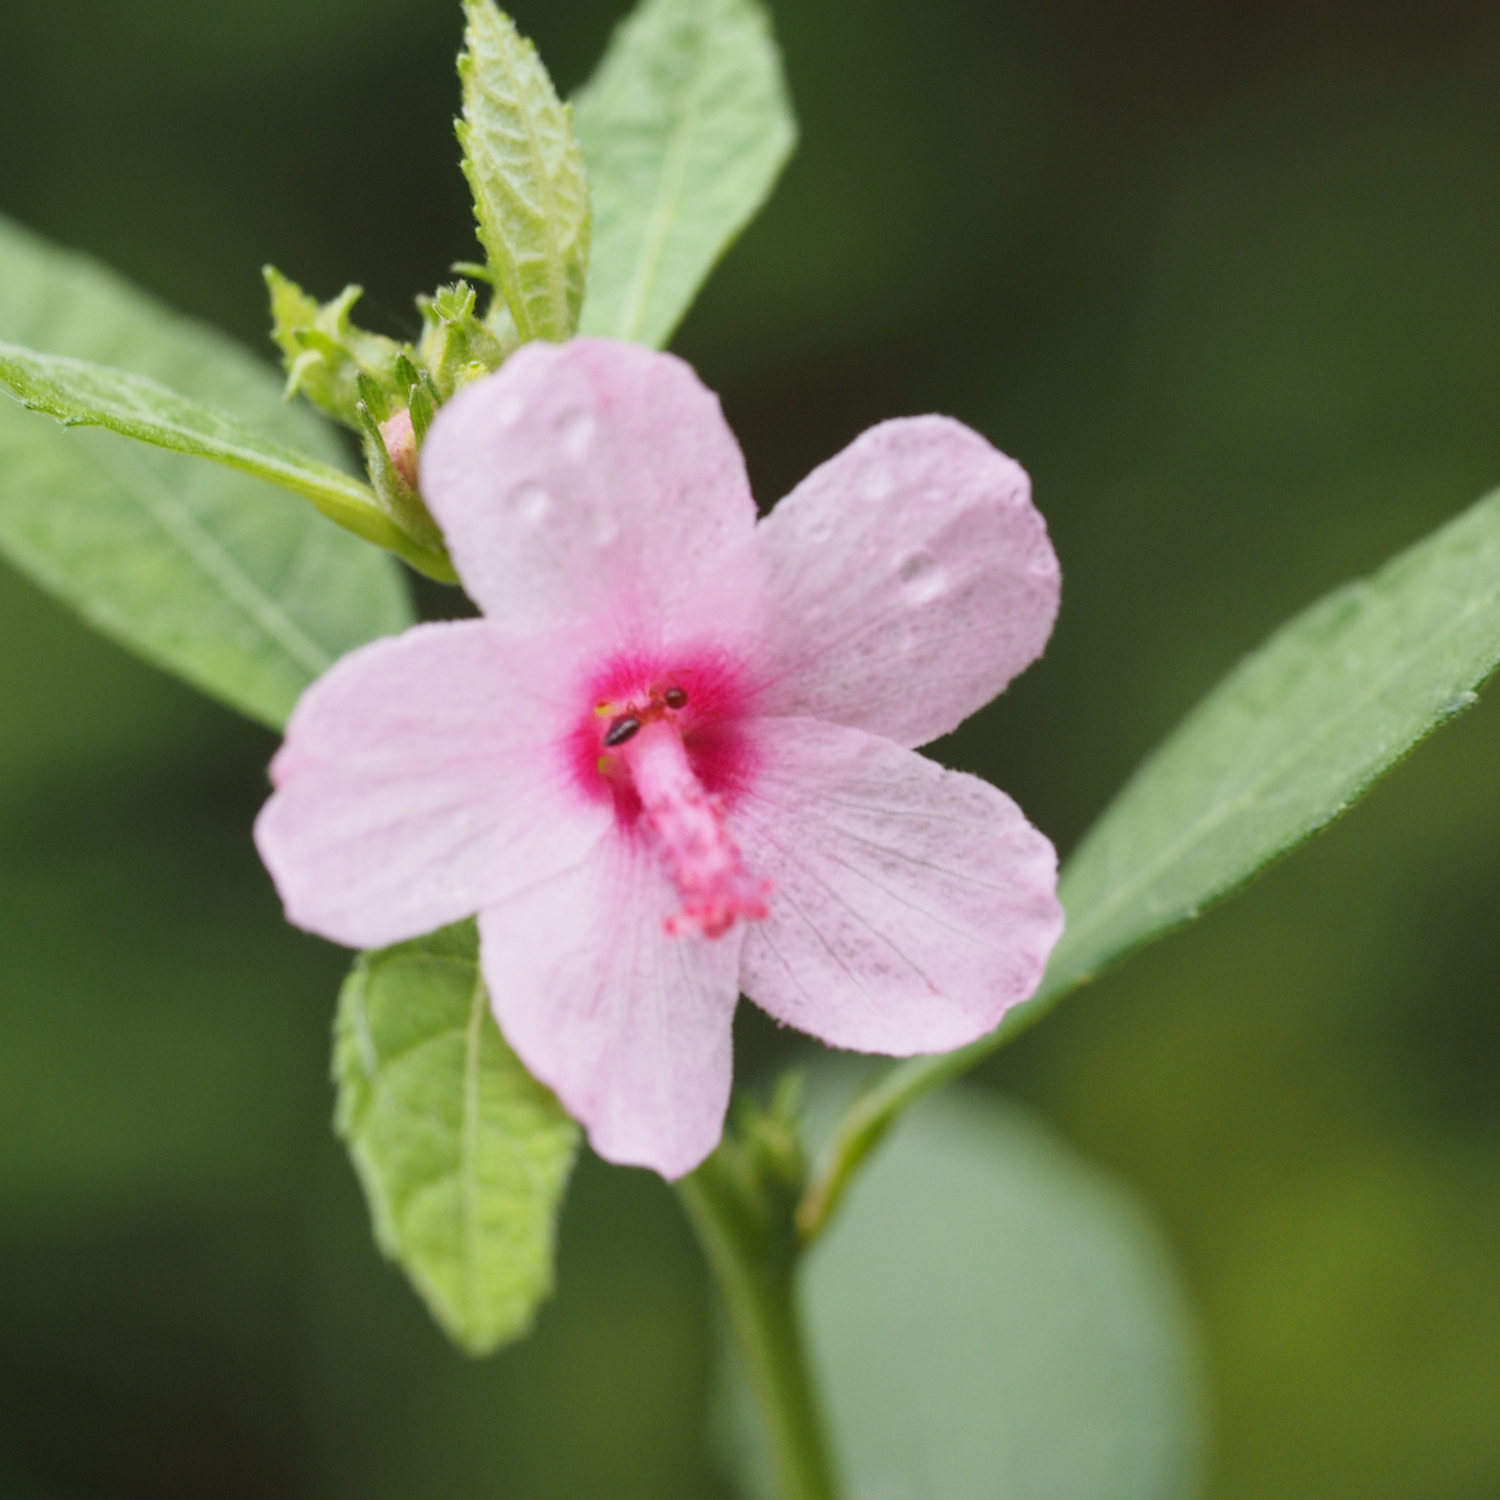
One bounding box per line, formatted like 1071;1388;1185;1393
752;417;1060;748
420;338;762;641
255;620;610;950
480;831;743;1179
732;716;1063;1053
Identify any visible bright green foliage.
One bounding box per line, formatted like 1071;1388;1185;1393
264;267;409;431
1040;480;1500;1008
576;0;796;348
0;341;459;584
801;483;1500;1240
799;1084;1203;1500
458;0;591;344
0;214;410;730
334;922;581;1357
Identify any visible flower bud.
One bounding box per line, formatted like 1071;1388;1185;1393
379;408;420;491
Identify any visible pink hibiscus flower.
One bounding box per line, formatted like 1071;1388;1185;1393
255;338;1064;1178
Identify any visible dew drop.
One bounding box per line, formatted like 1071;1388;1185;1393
558;408;595;458
507;481;551;523
493;394;525;430
895;550;946;602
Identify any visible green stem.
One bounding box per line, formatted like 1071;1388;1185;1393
676;1156;841;1500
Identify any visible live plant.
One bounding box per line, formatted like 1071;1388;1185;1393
1;4;1498;1498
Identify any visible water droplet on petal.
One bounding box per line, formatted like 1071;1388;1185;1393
493;394;525;429
558;408;595;458
895;550;946;602
507;481;551;523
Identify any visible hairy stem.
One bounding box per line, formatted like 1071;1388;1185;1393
677;1153;841;1500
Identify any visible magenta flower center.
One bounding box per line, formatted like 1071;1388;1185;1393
585;665;770;940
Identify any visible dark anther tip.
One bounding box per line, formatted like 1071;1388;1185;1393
664;687;688;710
603;715;642;748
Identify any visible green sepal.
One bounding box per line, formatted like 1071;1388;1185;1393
457;0;592;343
392;352;425;396
353;399;449;570
355;370;392;424
265;266;411;431
334;922;582;1356
407;380;439;445
416;281;510;399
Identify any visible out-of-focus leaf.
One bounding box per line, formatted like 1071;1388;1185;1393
0;214;412;730
575;0;795;348
800;484;1500;1241
799;1082;1204;1500
334;922;580;1357
458;0;591;343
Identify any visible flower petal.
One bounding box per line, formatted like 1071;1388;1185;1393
255;620;611;950
420;338;761;637
732;717;1063;1054
479;832;743;1178
751;417;1060;748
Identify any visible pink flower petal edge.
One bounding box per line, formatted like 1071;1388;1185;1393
752;416;1060;748
732;716;1063;1053
257;337;1064;1178
480;835;743;1179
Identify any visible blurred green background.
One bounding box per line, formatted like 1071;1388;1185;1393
2;0;1499;1496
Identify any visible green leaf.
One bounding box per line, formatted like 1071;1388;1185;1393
458;0;591;343
798;484;1500;1244
1044;481;1500;1005
334;922;581;1357
0;213;411;729
575;0;796;348
0;341;456;581
799;1081;1204;1500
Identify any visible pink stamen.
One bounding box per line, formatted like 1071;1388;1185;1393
617;718;770;938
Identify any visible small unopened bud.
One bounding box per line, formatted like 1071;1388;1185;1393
379;408;420;491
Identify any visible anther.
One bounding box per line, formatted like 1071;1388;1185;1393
603;715;642;748
664;687;688;710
